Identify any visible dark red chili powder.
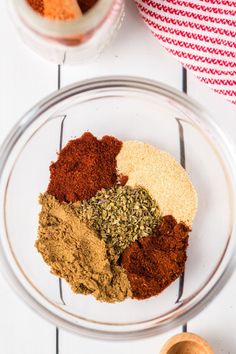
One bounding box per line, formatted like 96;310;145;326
47;132;124;202
122;215;190;300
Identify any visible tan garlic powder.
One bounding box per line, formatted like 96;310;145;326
116;141;197;226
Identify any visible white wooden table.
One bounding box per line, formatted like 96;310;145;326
1;1;236;353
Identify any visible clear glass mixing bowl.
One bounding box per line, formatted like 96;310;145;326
0;77;236;340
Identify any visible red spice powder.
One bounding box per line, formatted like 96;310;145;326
47;132;124;202
27;0;44;14
122;215;190;300
27;0;97;16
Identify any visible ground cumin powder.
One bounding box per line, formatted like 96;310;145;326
36;193;131;302
117;141;197;226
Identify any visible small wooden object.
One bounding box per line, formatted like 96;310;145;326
160;333;214;354
44;0;82;20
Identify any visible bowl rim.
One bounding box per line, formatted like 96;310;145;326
0;76;236;340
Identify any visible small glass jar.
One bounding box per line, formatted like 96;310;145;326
9;0;124;64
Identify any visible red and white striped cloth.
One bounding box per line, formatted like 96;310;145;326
135;0;236;103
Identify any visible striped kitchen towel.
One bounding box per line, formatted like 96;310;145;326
135;0;236;103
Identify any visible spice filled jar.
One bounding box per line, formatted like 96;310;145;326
9;0;124;64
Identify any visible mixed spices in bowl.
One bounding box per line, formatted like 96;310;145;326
36;132;197;303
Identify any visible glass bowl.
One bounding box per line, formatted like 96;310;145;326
0;77;236;340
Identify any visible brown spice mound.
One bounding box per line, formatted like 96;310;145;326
47;132;124;202
122;215;190;300
36;193;131;303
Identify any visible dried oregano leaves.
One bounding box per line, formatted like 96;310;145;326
75;185;160;254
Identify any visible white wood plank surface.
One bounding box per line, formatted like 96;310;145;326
187;271;236;353
186;72;236;353
61;1;182;88
0;2;57;354
0;0;236;353
0;3;57;144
